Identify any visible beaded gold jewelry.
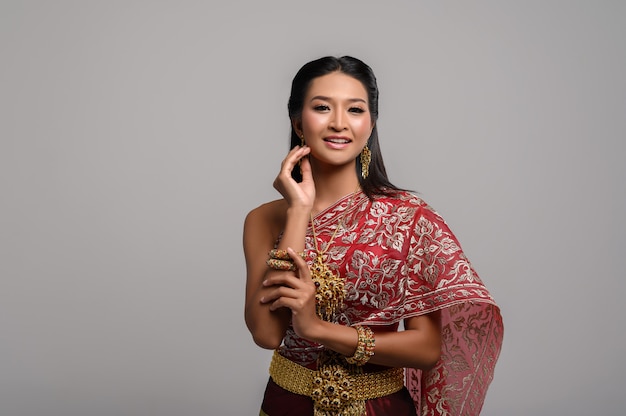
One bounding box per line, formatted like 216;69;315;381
345;325;375;366
269;350;403;416
266;249;306;271
266;258;297;271
268;249;305;261
309;189;359;321
360;145;371;179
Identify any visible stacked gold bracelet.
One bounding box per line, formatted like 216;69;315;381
345;325;375;366
266;249;305;272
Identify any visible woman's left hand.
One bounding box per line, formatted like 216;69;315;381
260;247;320;340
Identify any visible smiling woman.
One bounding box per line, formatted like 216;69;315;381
294;72;373;180
243;56;503;416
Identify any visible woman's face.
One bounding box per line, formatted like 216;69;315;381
295;71;374;171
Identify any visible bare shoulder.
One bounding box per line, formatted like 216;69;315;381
244;199;288;246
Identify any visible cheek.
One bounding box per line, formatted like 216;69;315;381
353;119;373;137
301;110;324;130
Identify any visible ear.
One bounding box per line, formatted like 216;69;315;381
291;118;303;138
369;121;376;139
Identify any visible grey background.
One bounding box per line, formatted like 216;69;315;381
2;1;624;415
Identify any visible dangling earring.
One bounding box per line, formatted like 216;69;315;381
360;145;371;179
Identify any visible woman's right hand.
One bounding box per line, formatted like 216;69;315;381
245;148;313;350
273;145;315;210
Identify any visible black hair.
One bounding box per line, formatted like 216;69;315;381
287;56;404;199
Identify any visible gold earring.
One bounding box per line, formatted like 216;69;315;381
360;145;371;179
300;135;305;147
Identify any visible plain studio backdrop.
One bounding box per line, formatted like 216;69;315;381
1;1;624;415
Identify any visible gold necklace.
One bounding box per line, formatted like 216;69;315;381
309;189;360;321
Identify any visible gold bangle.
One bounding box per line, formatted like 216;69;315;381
268;249;305;260
345;325;375;366
266;258;296;271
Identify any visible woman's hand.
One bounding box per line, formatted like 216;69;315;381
273;146;315;211
260;247;321;340
258;248;441;369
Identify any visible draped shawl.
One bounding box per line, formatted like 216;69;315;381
279;191;503;415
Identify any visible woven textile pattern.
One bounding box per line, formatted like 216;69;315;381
278;191;503;415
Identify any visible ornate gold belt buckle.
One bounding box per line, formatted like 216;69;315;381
311;364;354;412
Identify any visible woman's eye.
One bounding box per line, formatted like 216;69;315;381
349;107;365;113
314;105;330;111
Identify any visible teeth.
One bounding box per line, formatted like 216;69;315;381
327;138;349;143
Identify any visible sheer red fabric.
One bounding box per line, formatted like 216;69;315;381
263;191;503;415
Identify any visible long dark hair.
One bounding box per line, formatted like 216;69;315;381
287;56;404;199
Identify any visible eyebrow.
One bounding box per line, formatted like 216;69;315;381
309;95;367;104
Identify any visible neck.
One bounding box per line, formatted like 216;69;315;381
311;163;361;215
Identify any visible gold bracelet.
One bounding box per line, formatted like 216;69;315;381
266;258;296;271
345;325;375;366
268;249;305;260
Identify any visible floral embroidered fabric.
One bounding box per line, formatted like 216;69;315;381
277;191;503;415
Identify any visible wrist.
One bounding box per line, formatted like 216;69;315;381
286;204;312;213
300;317;327;343
286;206;312;220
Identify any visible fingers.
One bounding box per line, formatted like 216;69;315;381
261;285;300;310
268;294;308;312
261;276;314;311
288;247;312;281
299;154;313;182
280;146;310;176
273;146;312;200
262;272;302;289
261;250;315;311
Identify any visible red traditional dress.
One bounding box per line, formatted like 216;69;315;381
261;191;503;416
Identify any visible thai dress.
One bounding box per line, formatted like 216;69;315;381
260;191;503;416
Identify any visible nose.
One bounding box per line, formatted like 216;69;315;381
329;109;347;131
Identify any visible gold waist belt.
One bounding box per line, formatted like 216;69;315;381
269;350;404;415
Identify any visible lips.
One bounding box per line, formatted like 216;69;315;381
324;136;351;144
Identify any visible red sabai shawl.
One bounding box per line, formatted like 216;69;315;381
280;191;503;415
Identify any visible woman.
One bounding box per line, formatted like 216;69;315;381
243;56;503;416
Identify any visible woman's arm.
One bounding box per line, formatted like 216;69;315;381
304;312;441;370
243;205;310;349
244;146;314;349
262;248;442;370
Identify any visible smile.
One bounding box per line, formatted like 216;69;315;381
324;136;351;144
